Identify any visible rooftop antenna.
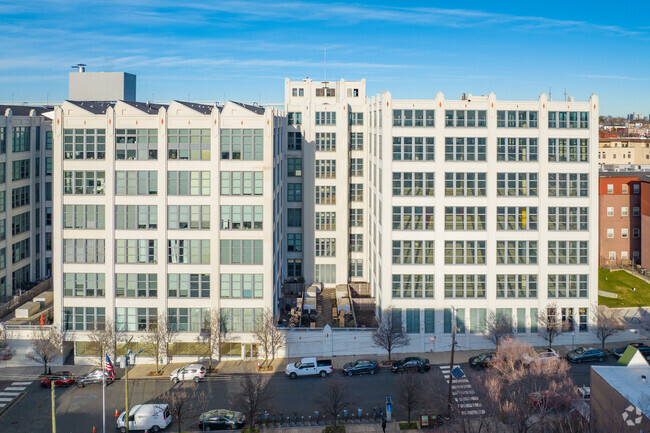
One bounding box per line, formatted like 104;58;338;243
564;87;567;102
71;64;86;72
324;45;327;84
549;87;552;101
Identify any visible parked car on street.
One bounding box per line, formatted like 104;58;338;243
522;349;560;366
285;357;333;379
76;369;114;387
116;403;171;432
469;352;496;369
170;363;206;383
198;409;245;430
391;357;430;373
566;347;606;363
40;372;75;387
529;390;568;411
613;343;650;358
342;359;379;376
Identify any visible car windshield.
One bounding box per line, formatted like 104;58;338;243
350;361;358;367
574;348;585;354
477;354;487;360
294;362;301;368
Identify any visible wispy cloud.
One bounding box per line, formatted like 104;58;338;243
571;74;648;81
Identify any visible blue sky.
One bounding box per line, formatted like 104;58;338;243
0;0;648;115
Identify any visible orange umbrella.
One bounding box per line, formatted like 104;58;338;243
40;313;44;325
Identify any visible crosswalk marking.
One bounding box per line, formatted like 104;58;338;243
0;404;5;408
0;392;19;397
4;387;25;392
0;381;32;413
11;382;32;386
0;397;13;402
455;396;479;402
439;365;484;417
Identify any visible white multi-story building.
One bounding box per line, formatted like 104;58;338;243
53;100;283;360
0;106;53;298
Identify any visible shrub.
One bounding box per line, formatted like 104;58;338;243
242;428;260;433
323;425;346;433
398;421;418;430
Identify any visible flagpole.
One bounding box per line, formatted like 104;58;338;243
102;350;106;433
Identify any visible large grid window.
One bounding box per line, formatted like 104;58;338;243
548;112;589;129
168;171;210;195
64;129;106;159
392;274;434;298
116;307;157;332
392;137;434;161
496;207;538;230
287;209;302;227
11;159;29;181
444;172;486;196
548;241;588;265
115;239;157;264
444;274;486;298
548;274;588;298
169;128;210;160
445;110;486;127
315;112;336;125
316;186;336;204
220;240;263;264
496;274;537;298
11;211;29;236
288;131;302;150
349;209;363;227
315;133;336;151
115;129;157;160
220;171;261;196
350;133;363;150
168;308;210;332
64;307;105;331
168;274;210;298
392;172;434;196
316;87;335;97
220;128;263;160
169;205;210;230
445;137;486;161
288;158;302;177
115;274;158;298
11;186;29;208
497;138;538;161
315;212;336;231
12;239;30;263
548;207;588;231
315;238;336;257
63;205;105;229
349;259;363;278
63;273;105;297
349;158;363;177
392;109;435;127
115;205;157;229
314;264;336;284
444;241;486;264
220;274;262;298
315;160;335;178
168;240;210;264
287;183;302;201
444;207;486;230
349;234;363;252
0;127;4;153
548;173;588;197
220;308;263;333
287;233;302;252
392;206;434;230
115;171;157;195
12;126;30;152
496;173;538;196
220;205;261;230
548;139;588;162
288;112;302;125
392;240;434;264
63;239;105;263
496;241;538;264
287;259;302;277
349;184;362;202
496;111;538;128
349;112;364;125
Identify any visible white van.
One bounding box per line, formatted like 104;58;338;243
116;404;172;432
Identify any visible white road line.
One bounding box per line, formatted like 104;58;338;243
455;396;480;402
4;387;25;392
10;382;32;386
0;397;13;402
0;392;19;397
459;403;483;408
0;403;5;408
452;389;476;395
452;384;472;389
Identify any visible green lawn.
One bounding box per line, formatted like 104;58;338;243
598;267;650;308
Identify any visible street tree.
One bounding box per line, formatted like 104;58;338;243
537;303;566;350
253;309;285;369
88;318;123;365
485;310;513;348
26;325;63;375
230;374;273;431
142;313;177;373
592;305;624;351
313;375;353;426
197;309;228;372
397;370;423;425
0;324;13;364
372;306;410;361
161;383;207;433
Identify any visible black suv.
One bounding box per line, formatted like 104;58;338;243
76;370;115;388
469;352;496;369
391;357;430;373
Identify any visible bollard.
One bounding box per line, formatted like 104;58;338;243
344;408;349;423
315;410;320;425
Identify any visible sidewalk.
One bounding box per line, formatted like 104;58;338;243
0;364;92;381
184;421;405;433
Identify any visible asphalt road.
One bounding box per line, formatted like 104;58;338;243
0;357;617;433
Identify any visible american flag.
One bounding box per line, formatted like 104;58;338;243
104;354;114;375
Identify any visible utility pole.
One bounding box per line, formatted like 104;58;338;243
102;350;106;433
447;306;457;418
51;381;56;433
125;358;129;433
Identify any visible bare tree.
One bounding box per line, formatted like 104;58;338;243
592;305;624;351
372;306;410;361
253;309;285;369
537;303;567;350
485;310;513;348
26;325;63;375
142;313;177;373
197;309;228;372
397;370;423;425
161;383;207;433
88;318;123;365
230;374;273;431
313;375;353;426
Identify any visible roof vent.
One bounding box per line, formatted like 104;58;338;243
460;93;467;100
71;64;86;73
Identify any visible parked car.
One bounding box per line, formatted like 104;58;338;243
198;409;245;430
613;343;649;358
391;357;430;373
40;372;75;388
529;390;568;411
116;403;171;433
285;357;333;379
76;369;114;388
522;349;560;366
342;359;379;376
469;352;496;369
566;347;607;363
170;364;206;383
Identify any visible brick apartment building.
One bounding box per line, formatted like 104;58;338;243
642;176;650;270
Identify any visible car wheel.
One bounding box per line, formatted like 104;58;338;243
320;370;327;378
347;371;353;377
119;428;126;433
369;369;375;375
194;376;200;383
77;382;84;388
290;372;297;380
151;425;160;432
599;356;605;362
576;359;582;364
173;377;179;384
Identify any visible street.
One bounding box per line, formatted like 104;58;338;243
0;358;615;433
